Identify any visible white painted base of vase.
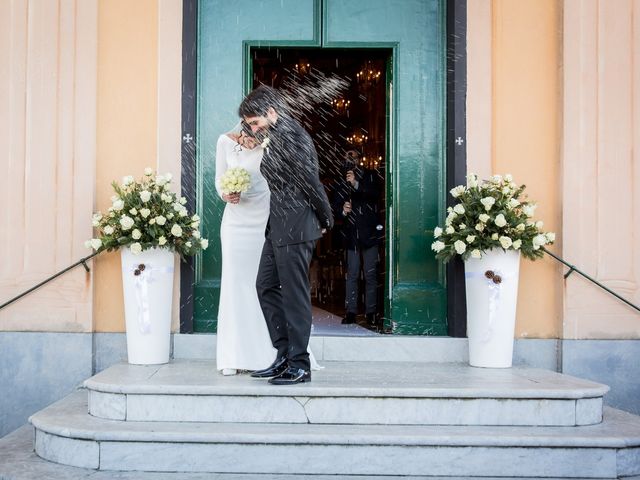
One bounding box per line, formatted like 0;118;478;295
464;249;521;368
120;247;175;365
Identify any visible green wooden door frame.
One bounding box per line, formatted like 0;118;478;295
186;0;454;336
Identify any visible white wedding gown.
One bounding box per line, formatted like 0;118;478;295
214;134;321;373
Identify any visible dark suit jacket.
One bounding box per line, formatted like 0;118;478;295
260;115;333;246
332;167;382;250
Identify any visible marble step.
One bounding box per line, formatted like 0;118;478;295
30;391;640;478
6;427;638;480
84;360;608;426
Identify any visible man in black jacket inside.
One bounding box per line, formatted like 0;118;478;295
333;150;382;329
239;85;333;385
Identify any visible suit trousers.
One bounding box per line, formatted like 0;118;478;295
256;238;315;371
345;245;378;315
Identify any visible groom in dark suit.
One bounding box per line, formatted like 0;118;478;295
239;85;333;385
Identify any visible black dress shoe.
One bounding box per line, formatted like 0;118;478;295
250;356;288;378
341;312;356;324
269;367;311;385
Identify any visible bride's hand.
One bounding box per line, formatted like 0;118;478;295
222;192;241;204
238;131;257;149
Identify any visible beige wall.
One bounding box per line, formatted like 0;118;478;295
95;0;159;332
468;0;640;339
0;0;97;333
468;0;563;338
0;0;182;334
562;0;640;339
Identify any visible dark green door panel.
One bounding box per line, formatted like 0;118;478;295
324;0;447;334
195;0;446;335
194;0;321;331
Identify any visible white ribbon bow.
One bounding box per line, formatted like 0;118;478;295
465;269;508;343
130;263;174;334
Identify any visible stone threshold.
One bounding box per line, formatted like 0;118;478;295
85;360;607;399
81;360;608;426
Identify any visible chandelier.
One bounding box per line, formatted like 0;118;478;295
347;130;368;145
331;98;351;114
294;61;311;75
356;61;381;85
360;155;383;169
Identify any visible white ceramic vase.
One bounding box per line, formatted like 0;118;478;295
120;247;175;365
464;248;521;368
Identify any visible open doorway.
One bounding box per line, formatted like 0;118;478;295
250;48;390;335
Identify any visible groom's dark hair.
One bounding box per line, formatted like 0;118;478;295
238;85;285;118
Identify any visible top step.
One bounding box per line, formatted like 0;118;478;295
84;360;608;427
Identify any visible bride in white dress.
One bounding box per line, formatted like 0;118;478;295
215;125;321;375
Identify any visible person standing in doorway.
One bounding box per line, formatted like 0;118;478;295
334;150;382;329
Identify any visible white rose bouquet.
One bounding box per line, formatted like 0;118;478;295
86;168;208;258
220;167;251;195
431;173;555;262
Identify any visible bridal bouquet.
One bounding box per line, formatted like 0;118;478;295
220;167;251;195
86;168;208;258
431;173;555;262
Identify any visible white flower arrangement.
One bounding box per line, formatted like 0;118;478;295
85;168;208;258
220;167;251;195
431;173;555;262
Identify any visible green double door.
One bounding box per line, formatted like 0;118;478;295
195;0;447;335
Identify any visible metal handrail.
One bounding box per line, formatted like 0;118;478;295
542;247;640;314
0;251;100;311
2;247;638;316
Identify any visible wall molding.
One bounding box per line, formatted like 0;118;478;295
157;0;184;333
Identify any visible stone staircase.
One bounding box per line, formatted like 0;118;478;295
28;360;640;478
